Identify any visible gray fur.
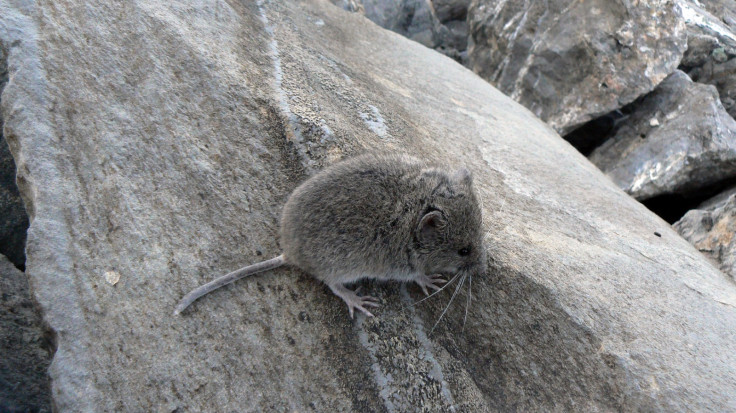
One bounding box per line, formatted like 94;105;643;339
175;152;485;318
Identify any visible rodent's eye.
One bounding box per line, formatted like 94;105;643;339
458;246;472;256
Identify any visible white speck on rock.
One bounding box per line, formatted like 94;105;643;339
104;270;121;285
360;105;389;138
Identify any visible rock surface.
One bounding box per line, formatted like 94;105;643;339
0;254;52;413
674;186;736;280
467;0;687;134
678;0;736;119
0;43;28;270
681;0;736;33
336;0;471;63
588;70;736;200
361;0;437;48
694;58;736;119
2;0;736;411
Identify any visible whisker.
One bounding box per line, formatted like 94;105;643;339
430;272;468;335
413;272;461;305
463;274;472;332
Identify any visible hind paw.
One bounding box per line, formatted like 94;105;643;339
329;284;380;319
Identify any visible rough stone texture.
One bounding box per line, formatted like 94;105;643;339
674;186;736;281
678;1;736;70
686;0;736;32
0;254;52;413
678;0;736;119
2;0;736;411
694;58;736;119
429;0;470;63
432;0;469;23
588;70;736;200
366;0;434;46
335;0;471;64
468;0;688;135
0;41;28;270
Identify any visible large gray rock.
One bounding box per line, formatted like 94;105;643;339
680;0;736;33
678;0;736;119
588;70;736;200
2;0;736;411
336;0;471;63
468;0;688;134
0;43;28;270
694;58;736;119
674;186;736;281
678;1;736;69
428;0;470;63
362;0;437;47
0;254;51;412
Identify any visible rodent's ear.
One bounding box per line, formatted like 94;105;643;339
417;210;446;242
452;168;473;186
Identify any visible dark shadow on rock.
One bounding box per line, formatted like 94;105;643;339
0;41;30;271
563;108;630;156
642;178;736;224
0;254;53;413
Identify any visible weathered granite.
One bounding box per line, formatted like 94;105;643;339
588;70;736;200
1;0;736;411
674;186;736;281
336;0;471;63
468;0;687;134
678;0;736;119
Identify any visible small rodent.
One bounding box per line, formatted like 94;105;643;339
174;152;486;318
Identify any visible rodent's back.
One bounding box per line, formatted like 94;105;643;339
280;153;426;284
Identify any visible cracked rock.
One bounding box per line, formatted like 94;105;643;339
674;186;736;281
589;70;736;200
467;0;687;134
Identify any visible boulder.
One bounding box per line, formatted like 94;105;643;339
674;186;736;280
588;70;736;200
334;0;471;63
0;254;51;412
467;0;687;134
2;0;736;411
678;0;736;119
432;0;469;23
693;58;736;119
429;0;471;63
360;0;437;48
679;0;736;33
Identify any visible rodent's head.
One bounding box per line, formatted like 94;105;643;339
414;167;486;276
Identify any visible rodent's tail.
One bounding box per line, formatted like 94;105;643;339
173;254;286;316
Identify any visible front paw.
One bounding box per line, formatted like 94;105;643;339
414;274;447;296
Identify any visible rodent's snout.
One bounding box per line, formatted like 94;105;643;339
463;248;487;275
460;257;485;274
